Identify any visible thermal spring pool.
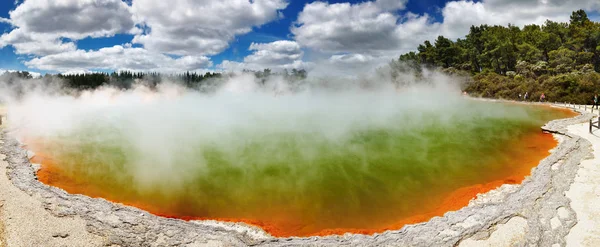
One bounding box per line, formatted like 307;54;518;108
19;93;576;237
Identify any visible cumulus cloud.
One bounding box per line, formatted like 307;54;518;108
292;0;410;54
306;53;394;77
8;0;135;39
289;0;435;76
292;0;600;54
25;45;212;73
2;0;600;74
290;0;599;76
289;0;440;77
219;40;311;71
131;0;288;56
439;0;600;39
0;0;135;55
328;54;379;66
0;29;76;56
0;69;41;78
245;41;303;66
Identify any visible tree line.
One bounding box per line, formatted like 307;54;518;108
396;9;600;104
0;68;308;92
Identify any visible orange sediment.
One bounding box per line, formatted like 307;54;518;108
28;129;561;237
285;131;560;237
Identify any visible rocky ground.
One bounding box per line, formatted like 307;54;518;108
0;144;105;246
0;104;597;246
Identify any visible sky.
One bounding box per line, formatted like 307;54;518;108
0;0;599;76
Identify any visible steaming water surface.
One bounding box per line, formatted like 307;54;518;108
15;88;574;237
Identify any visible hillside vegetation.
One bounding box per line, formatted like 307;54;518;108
397;10;600;104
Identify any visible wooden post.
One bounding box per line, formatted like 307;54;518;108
591;119;593;133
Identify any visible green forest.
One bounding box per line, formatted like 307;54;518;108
397;9;600;104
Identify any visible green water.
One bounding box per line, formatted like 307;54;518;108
31;99;571;236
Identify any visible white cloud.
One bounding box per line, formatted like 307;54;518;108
28;71;41;78
289;0;434;75
0;29;76;56
25;45;212;73
290;0;600;76
131;0;288;56
2;0;600;75
439;0;600;39
0;69;41;78
292;0;410;54
61;69;95;75
9;0;135;39
292;0;600;55
373;0;409;10
329;54;378;65
305;53;394;77
219;40;311;71
0;0;135;55
246;41;303;66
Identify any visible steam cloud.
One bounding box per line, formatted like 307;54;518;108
3;69;464;183
0;67;558;234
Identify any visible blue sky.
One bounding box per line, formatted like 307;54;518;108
0;0;597;75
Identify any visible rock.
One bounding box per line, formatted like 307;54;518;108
550;217;562;230
557;207;570;219
52;232;70;238
31;163;41;172
469;231;491;240
26;150;35;159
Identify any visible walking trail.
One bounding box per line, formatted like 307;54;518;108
565;104;600;246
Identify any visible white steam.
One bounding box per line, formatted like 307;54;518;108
1;69;469;188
